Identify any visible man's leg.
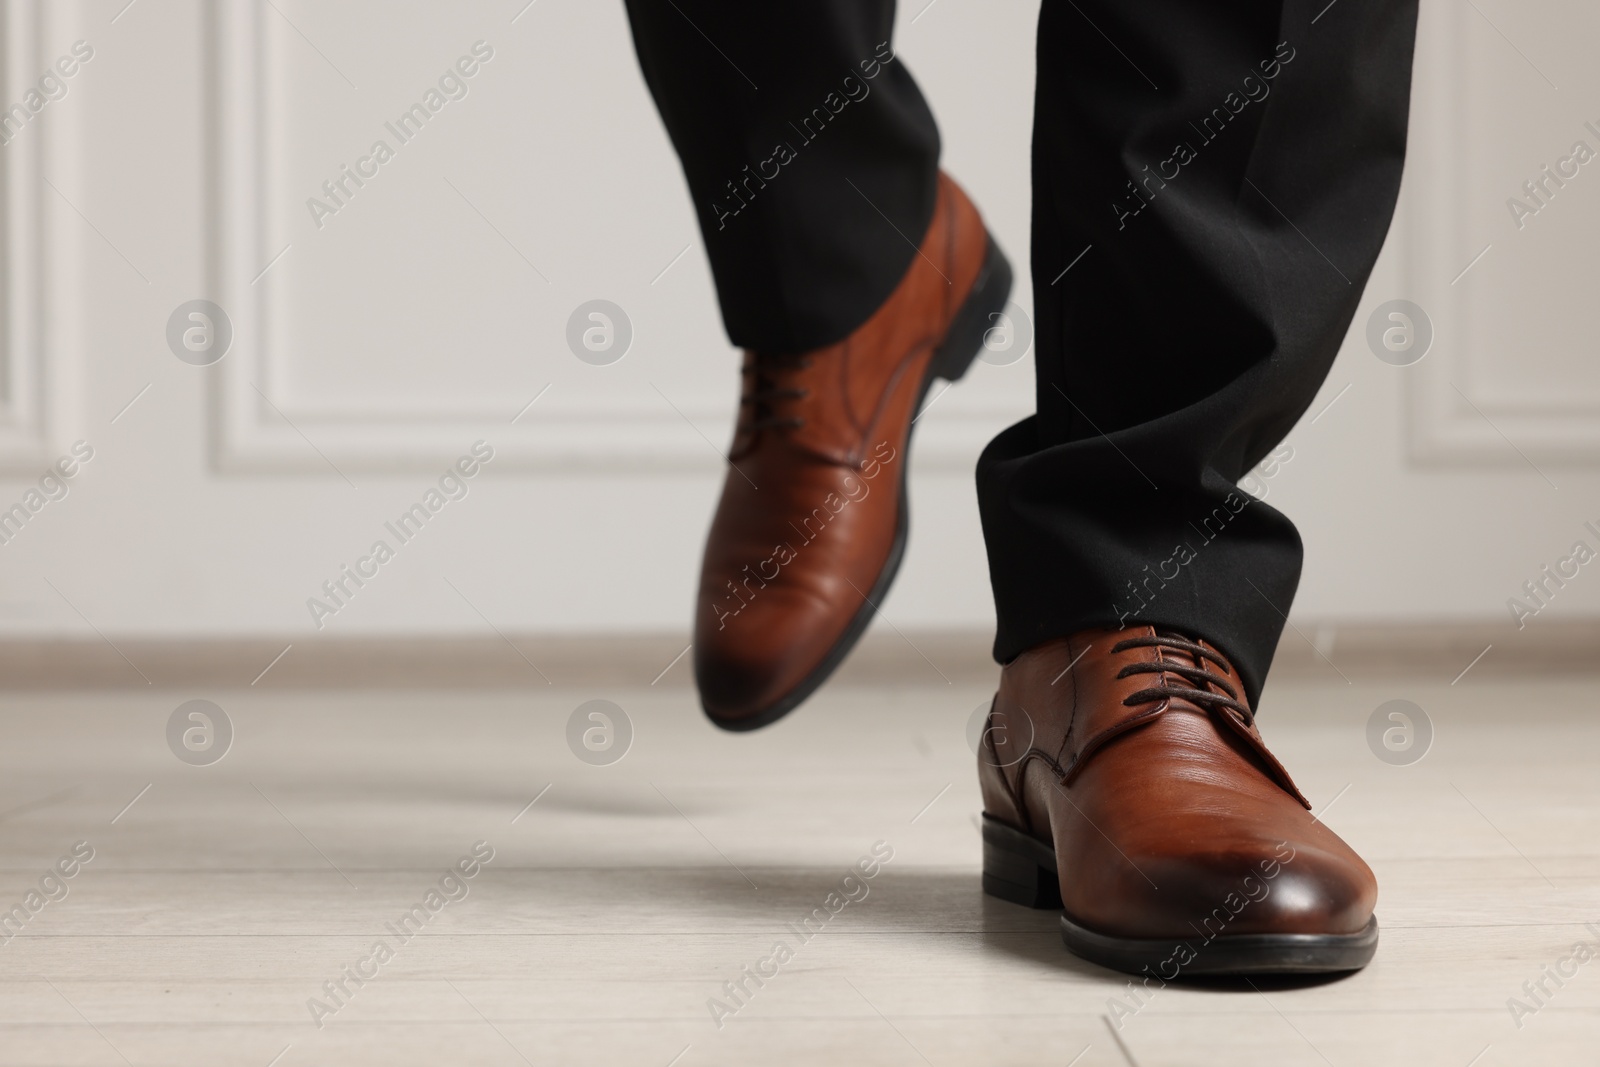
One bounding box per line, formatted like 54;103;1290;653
625;2;1012;727
980;0;1419;705
976;1;1419;975
623;1;940;354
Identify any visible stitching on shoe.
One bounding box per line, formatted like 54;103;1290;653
1059;627;1171;786
838;334;858;442
1055;632;1082;767
1010;747;1067;837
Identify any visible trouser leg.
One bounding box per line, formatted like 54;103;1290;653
979;1;1420;703
622;1;941;353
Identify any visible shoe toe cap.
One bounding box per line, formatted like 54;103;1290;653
693;588;845;726
1096;834;1376;940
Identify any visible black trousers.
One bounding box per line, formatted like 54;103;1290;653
626;1;1419;705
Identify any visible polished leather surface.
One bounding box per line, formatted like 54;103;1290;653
694;173;989;723
980;627;1378;939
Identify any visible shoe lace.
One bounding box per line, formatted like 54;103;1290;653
1110;631;1254;726
740;353;811;432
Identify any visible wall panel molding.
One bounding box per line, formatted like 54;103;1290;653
0;0;80;472
208;0;1015;475
1405;2;1600;465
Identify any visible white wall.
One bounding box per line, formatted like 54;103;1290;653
0;0;1596;644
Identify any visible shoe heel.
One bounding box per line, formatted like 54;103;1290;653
981;814;1061;909
931;235;1014;383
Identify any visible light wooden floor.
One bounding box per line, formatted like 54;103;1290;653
1;671;1596;1066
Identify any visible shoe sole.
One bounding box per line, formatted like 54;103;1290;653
981;814;1380;976
707;235;1014;733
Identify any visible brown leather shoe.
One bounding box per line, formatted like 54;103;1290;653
979;626;1379;976
694;173;1010;730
